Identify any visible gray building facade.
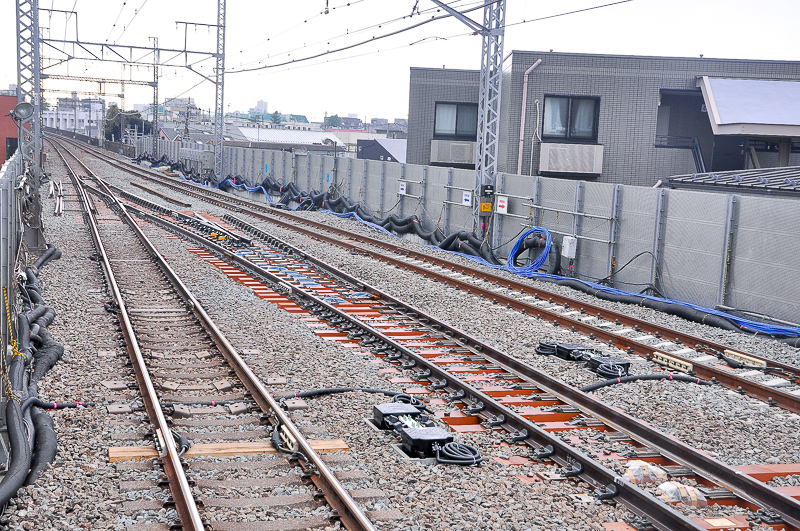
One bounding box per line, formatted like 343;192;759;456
408;51;800;186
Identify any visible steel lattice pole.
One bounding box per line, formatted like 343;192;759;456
212;0;226;183
473;0;505;234
16;0;45;250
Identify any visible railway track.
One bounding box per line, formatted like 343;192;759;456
50;138;800;530
49;139;377;530
53;135;800;417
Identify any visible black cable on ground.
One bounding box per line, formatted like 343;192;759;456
25;409;56;486
277;388;432;412
534;341;558;356
595;362;629;379
580;374;712;393
434;442;483;466
20;398;94;415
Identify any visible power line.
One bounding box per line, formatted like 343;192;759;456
504;0;633;29
113;0;150;45
232;0;484;71
228;0;633;75
227;1;491;74
105;1;129;43
237;0;372;57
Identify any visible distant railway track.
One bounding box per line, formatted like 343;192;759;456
50;136;800;531
53;135;800;417
49;138;377;531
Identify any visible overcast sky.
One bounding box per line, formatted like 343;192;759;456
3;0;799;123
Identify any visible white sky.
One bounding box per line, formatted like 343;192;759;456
3;0;800;123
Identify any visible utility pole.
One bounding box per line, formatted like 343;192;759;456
149;36;160;159
183;109;190;142
16;0;46;250
430;0;505;238
212;0;227;183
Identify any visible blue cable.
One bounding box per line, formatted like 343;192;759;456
188;171;799;338
217;177;275;204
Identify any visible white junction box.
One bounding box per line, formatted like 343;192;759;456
561;236;578;259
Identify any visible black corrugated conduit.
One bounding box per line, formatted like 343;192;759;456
0;245;75;508
276;388;432;412
580;374;713;393
169;157;799;343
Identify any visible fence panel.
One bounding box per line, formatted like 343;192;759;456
728;196;800;322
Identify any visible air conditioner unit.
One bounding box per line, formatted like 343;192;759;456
539;143;603;175
430;139;476;165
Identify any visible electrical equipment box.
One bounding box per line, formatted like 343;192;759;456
400;426;453;458
480;184;495;196
479;197;493;217
373;402;422;429
561;236;578;259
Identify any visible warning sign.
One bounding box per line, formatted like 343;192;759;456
495;195;508;214
480;201;492;212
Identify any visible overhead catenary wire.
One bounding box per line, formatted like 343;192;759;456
227;1;495;74
231;0;485;70
227;0;632;74
113;0;150;45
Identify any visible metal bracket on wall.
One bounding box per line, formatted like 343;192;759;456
650;188;668;291
306;153;312;191
491;173;504;251
718;194;739;305
606;184;622;286
379;161;387;215
444;168;454;235
361;161;368;205
346;158;353;201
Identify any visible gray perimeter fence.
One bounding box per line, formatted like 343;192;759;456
1;151;24;383
132;138;800;325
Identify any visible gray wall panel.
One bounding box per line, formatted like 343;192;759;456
163;144;800;323
660;190;727;307
614;187;659;291
727;196;800;320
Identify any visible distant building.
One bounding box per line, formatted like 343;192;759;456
248;100;269;118
341;116;364;129
228;127;345;156
0;94;18;165
42;94;105;138
357;138;407;163
159;127;182;142
407;51;800;185
366;117;407;139
328;129;385;156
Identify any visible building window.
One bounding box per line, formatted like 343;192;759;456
434;102;478;140
542;96;599;142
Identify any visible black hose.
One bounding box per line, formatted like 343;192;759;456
434;442;483;466
0;401;32;510
20;398;93;414
25;408;56;486
580;374;712;393
276;388;434;413
535;341;558;356
595;362;629;379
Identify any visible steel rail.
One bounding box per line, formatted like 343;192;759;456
123;208;707;531
136;205;800;530
51;137;800;411
124;196;800;531
48;140;206;530
224;210;800;414
223;215;800;529
50;138;377;531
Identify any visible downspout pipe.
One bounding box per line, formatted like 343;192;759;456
517;59;542;175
